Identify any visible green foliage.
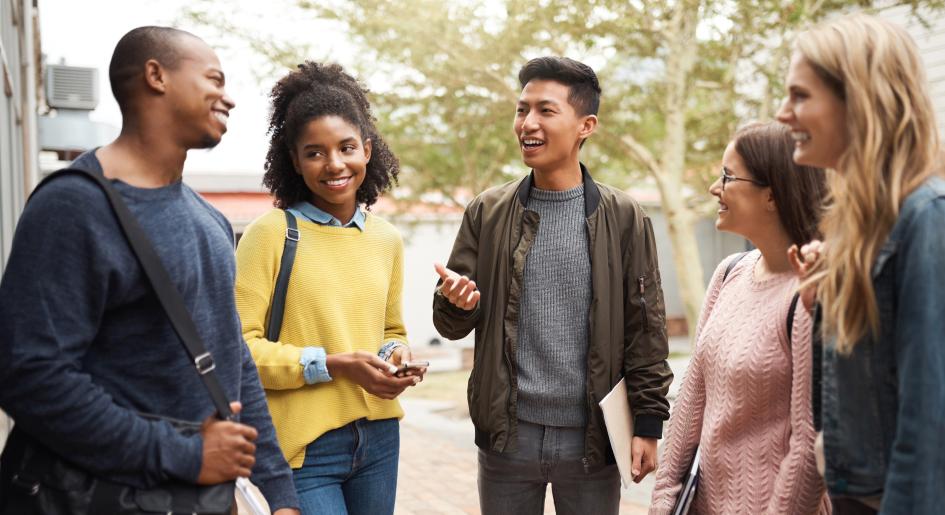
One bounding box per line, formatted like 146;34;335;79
184;0;942;203
184;0;943;333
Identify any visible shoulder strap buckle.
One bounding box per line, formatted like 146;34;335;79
194;352;216;375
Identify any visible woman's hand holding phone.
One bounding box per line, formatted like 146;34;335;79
395;361;431;378
387;345;428;381
326;351;417;400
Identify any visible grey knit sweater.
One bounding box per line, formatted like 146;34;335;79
515;184;592;427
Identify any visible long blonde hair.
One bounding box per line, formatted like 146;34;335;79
797;13;940;353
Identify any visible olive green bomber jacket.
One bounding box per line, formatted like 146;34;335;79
432;165;673;470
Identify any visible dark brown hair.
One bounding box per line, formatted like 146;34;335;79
734;121;828;246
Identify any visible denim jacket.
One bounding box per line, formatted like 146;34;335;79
821;175;945;514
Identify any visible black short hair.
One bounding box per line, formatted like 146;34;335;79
108;26;197;111
263;61;399;209
518;56;601;116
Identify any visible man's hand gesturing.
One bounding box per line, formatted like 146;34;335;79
434;263;480;311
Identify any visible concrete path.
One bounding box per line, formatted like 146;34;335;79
395;399;652;515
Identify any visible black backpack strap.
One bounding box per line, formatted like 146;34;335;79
722;251;749;282
30;168;234;420
811;304;823;431
786;292;800;343
266;209;299;342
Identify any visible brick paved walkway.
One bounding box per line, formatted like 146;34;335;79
394;399;651;515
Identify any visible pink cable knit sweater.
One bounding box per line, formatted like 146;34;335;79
649;251;830;515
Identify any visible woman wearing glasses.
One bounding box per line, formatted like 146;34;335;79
779;14;945;514
649;121;830;514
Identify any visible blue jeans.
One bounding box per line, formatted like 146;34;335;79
478;420;620;515
292;418;400;515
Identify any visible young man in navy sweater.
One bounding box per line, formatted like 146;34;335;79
0;26;299;514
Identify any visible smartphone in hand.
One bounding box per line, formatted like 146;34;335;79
395;361;430;377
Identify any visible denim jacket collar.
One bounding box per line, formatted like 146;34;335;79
871;176;945;279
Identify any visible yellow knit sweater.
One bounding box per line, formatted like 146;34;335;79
235;208;407;468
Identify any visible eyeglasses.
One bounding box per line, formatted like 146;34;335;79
720;167;768;191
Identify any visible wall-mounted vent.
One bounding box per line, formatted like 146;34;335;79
46;65;99;110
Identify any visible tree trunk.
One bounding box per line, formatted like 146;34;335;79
659;0;704;343
659;185;706;340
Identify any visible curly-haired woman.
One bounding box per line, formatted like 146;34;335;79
234;61;423;515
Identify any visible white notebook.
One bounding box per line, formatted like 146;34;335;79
599;377;635;487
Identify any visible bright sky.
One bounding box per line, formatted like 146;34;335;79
38;0;348;175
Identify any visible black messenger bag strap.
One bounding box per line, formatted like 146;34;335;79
266;209;299;342
30;168;234;420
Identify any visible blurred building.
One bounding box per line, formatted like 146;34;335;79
1;0;40;266
884;5;945;137
0;0;40;451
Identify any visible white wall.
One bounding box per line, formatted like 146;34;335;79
884;5;945;137
391;215;475;349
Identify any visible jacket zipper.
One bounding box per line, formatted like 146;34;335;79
583;220;593;474
638;276;649;331
505;211;531;449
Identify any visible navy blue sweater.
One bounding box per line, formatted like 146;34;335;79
0;152;298;510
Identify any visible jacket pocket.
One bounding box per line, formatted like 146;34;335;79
637;273;664;333
467;352;482;422
637;276;649;332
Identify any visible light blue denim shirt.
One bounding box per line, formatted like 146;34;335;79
287;202;405;384
287;201;366;232
820;176;945;513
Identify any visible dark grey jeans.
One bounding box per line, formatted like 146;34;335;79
477;420;620;515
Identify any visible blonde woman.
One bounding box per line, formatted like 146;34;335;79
778;13;945;515
649;122;829;514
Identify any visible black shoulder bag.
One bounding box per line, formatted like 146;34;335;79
1;168;237;515
672;251;800;515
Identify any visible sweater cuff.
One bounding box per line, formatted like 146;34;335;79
435;288;479;319
255;474;301;512
633;415;664;439
160;428;203;482
300;346;331;384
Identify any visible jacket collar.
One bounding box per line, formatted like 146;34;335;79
885;176;945;243
516;163;601;217
870;176;944;279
